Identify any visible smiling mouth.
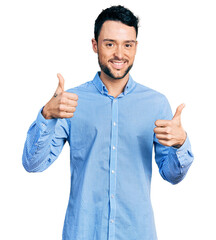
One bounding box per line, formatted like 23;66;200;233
110;60;127;70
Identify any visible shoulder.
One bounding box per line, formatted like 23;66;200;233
134;81;168;103
66;80;95;94
134;81;172;118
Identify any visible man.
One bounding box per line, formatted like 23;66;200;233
22;5;194;240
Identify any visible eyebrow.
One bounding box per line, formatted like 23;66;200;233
103;39;137;43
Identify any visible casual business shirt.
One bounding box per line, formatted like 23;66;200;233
22;72;194;240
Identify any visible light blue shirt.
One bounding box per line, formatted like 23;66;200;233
22;72;194;240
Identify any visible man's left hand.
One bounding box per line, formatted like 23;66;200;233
154;104;187;148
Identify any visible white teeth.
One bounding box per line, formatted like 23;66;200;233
112;62;124;65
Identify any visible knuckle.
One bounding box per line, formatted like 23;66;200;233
166;121;171;126
154;127;158;133
69;112;74;118
165;127;171;134
59;112;64;118
167;134;172;140
60;97;66;104
70;93;78;100
59;104;64;111
72;100;78;107
62;92;67;97
74;94;78;100
161;140;170;146
71;107;75;113
158;140;165;146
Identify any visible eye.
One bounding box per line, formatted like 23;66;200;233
125;43;132;48
106;43;114;48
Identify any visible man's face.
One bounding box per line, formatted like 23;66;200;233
92;20;138;80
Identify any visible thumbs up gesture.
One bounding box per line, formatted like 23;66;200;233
154;104;187;148
42;73;78;119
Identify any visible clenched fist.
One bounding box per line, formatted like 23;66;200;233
42;73;78;119
154;104;187;148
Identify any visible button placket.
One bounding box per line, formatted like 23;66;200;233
108;98;118;240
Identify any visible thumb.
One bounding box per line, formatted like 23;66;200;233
172;103;185;120
56;73;65;94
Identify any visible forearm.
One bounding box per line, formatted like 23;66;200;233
158;136;194;184
22;108;68;172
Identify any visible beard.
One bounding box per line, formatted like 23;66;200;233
98;56;133;80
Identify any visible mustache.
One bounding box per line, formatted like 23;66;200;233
109;57;128;62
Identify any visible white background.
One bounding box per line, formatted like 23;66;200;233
0;0;215;239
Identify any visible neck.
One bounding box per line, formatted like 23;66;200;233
99;71;129;98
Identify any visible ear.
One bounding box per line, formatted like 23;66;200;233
92;38;98;53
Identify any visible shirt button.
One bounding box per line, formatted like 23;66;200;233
113;122;116;126
111;194;115;198
41;123;46;127
110;219;114;223
113;146;116;150
181;165;184;168
112;170;115;174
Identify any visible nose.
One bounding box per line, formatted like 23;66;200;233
114;45;123;59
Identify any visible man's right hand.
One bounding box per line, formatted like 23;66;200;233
42;73;78;119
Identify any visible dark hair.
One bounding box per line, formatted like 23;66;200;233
94;5;139;42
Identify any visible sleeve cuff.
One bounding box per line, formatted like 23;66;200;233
36;107;57;132
172;133;189;152
171;135;193;168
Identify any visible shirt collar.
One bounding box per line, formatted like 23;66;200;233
92;71;136;96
